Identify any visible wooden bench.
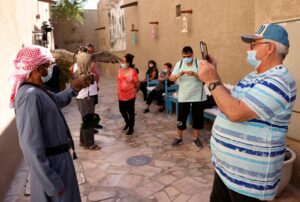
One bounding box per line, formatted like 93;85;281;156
202;84;233;121
204;107;220;121
165;84;233;121
164;80;179;113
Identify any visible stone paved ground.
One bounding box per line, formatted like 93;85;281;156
5;77;300;202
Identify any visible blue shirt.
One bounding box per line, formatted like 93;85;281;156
211;65;296;200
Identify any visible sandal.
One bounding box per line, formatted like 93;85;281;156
86;144;101;150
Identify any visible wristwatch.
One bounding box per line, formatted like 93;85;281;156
208;81;222;92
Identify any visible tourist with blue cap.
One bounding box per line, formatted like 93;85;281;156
198;24;296;201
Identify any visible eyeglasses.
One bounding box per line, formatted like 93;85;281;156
250;42;271;50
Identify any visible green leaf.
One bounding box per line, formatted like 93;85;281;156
50;0;87;24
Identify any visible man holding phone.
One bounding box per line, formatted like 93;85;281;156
169;46;207;148
198;24;296;201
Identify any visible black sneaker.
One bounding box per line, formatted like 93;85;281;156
171;138;183;146
95;124;103;129
123;124;129;130
94;129;99;134
126;129;134;135
143;108;150;113
193;138;203;149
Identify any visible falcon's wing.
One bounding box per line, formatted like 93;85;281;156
50;49;75;63
92;51;120;64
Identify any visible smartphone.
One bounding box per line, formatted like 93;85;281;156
200;41;208;60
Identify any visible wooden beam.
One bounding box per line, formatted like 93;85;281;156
38;0;56;4
120;1;138;9
131;24;138;32
181;9;193;14
95;27;106;31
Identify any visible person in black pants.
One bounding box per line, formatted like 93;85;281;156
86;43;103;130
117;53;139;135
169;46;207;149
143;63;173;113
210;172;266;202
139;60;158;101
119;98;135;134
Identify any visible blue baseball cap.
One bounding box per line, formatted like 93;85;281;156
241;23;289;48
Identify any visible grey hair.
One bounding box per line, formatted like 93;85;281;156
265;39;289;60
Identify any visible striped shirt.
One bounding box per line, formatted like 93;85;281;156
211;65;296;200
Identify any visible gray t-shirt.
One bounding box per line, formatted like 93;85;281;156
171;59;207;102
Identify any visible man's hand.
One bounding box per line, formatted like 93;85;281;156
198;55;220;84
85;74;95;85
184;71;196;76
178;71;185;78
70;77;89;92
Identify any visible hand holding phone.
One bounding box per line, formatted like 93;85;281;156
200;41;208;60
200;41;213;63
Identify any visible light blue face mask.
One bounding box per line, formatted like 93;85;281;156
41;66;54;83
183;57;193;64
120;63;127;68
247;50;261;69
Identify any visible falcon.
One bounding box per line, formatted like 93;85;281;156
51;47;120;79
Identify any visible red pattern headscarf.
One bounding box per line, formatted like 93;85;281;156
9;45;53;108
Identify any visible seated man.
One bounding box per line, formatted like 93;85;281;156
143;63;173;113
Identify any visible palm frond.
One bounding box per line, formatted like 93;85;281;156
50;0;87;24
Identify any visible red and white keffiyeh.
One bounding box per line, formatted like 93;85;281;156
9;45;53;108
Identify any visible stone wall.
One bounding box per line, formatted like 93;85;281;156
255;0;300;27
53;9;100;52
97;0;255;82
0;0;53;199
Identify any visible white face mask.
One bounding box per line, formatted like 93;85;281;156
183;57;193;64
41;66;54;83
120;63;127;68
247;50;262;70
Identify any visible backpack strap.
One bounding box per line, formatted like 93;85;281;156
179;59;198;70
179;60;183;70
